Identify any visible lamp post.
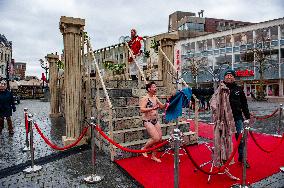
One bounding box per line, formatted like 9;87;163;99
39;59;49;91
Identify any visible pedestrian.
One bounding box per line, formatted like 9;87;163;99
211;69;250;167
0;80;16;136
140;81;165;162
128;28;144;80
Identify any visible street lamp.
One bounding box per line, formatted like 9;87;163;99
39;59;49;90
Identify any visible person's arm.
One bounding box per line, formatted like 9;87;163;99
140;97;158;113
240;88;250;119
156;97;166;109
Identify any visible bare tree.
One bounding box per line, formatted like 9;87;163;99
243;29;278;101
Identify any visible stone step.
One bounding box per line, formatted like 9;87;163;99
100;97;140;107
96;80;165;89
114;131;197;159
95;127;197;160
112;121;191;144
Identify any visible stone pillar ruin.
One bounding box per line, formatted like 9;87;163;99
156;34;178;89
46;53;60;118
59;16;86;145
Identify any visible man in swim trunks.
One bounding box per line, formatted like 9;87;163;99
140;81;165;162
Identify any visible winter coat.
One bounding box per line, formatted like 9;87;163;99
225;82;250;121
0;89;16;117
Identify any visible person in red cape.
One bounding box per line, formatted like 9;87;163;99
128;29;144;80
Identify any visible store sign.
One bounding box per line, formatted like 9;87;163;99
175;49;180;71
236;69;254;77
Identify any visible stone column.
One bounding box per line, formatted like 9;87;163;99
156;34;178;89
46;53;60;118
60;16;86;145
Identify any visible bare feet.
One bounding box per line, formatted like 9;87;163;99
142;152;148;158
141;147;148;158
151;156;161;163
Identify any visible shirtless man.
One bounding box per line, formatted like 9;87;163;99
140;81;165;162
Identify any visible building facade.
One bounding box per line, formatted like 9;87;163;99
175;18;284;99
14;62;27;80
169;11;252;33
0;34;12;80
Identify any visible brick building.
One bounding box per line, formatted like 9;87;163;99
14;62;26;80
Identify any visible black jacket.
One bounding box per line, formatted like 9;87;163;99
225;82;250;121
0;89;16;117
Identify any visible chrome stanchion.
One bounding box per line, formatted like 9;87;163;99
231;120;250;188
173;128;181;188
277;104;283;135
23;114;42;173
83;117;103;183
22;108;30;152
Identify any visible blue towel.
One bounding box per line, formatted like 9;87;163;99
165;88;192;121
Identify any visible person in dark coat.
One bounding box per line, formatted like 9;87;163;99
0;81;16;135
223;69;250;167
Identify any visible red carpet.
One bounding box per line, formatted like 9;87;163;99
187;119;214;139
115;124;284;188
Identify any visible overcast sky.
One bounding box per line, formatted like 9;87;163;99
0;0;283;78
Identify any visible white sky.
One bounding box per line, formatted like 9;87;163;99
0;0;283;78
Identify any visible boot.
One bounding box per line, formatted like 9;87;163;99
7;117;14;135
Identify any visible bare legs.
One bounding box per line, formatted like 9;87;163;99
141;122;162;162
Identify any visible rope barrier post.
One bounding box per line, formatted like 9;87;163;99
232;120;250;188
83;117;103;183
173;128;181;188
277;104;283;135
23;114;42;173
22;108;30;152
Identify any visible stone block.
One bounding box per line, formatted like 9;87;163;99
124;130;143;142
113;132;125;143
126;97;139;106
117;80;138;88
114;106;140;118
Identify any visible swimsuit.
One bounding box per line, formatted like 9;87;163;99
143;98;158;125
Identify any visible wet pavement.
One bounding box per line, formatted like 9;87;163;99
0;100;283;187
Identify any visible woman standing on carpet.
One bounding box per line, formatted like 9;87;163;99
140;81;165;162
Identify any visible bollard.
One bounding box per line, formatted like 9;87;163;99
173;128;181;188
22;108;30;152
83;117;103;183
277;104;283;135
23;114;42;173
231;120;250;188
241;121;250;187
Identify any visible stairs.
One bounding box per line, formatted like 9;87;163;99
94;80;198;160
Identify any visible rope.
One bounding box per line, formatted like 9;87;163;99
249;131;284;153
250;108;279;120
95;125;168;153
183;133;243;175
34;123;89;151
25;113;29;134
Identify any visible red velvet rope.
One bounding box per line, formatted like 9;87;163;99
249;131;284;153
34;123;89;151
95;125;169;153
183;133;243;175
250;108;279;120
25;113;29;134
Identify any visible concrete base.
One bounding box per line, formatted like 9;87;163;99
62;136;88;146
49;113;63;118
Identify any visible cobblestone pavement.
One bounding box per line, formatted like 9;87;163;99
0;100;283;187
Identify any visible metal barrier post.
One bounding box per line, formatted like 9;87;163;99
231;120;250;188
278;104;283;135
22;108;30;152
84;117;103;183
173;128;181;188
23;114;42;173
